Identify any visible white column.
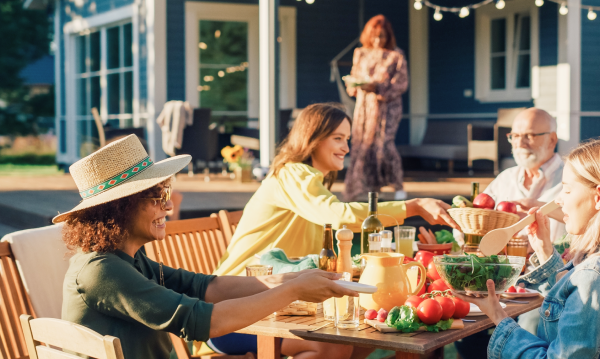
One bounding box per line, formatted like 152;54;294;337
259;0;279;168
557;0;581;155
146;0;167;161
408;2;429;145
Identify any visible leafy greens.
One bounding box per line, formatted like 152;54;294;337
437;254;520;292
384;305;454;333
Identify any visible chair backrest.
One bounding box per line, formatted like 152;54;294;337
176;108;217;163
216;210;244;245
0;242;36;359
144;217;227;274
20;315;124;359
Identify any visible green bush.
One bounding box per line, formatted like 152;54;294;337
0;153;55;165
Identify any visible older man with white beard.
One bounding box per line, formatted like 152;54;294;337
483;108;566;243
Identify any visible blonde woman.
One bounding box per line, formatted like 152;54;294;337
458;138;600;358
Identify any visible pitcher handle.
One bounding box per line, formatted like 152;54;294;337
404;261;426;296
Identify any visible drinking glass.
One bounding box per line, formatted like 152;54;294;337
334;272;360;328
323;297;336;321
395;226;416;258
245;265;273;276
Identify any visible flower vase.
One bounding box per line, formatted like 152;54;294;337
234;167;252;183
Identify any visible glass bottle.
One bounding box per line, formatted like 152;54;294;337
380;230;393;253
368;233;382;253
361;192;384;254
464;182;482;251
319;224;337;272
471;182;480;202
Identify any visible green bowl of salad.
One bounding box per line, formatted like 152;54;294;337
433;254;525;295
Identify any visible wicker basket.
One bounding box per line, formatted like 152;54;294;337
275;301;320;316
448;208;520;236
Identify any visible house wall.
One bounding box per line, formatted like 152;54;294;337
580;0;600;141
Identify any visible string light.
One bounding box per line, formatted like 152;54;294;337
589;8;597;20
459;6;470;18
495;0;505;9
559;2;568;15
414;0;423;10
433;7;443;21
305;0;315;4
535;0;544;6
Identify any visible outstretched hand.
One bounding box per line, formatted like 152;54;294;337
453;279;508;325
291;270;358;303
406;198;461;230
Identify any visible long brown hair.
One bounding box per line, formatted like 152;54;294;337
360;15;397;50
271;103;350;189
564;139;600;264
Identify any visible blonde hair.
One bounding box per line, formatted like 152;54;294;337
565;139;600;264
270;103;349;190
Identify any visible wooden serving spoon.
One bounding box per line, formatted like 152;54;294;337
479;201;561;256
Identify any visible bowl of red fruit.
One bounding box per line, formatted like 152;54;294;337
448;193;520;236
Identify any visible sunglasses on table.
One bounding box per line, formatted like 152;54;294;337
506;132;551;143
144;186;172;210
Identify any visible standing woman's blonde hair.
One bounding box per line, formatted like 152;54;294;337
565;139;600;264
271;103;350;189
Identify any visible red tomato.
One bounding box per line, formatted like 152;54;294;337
405;295;426;308
377;309;388;322
517;287;527;293
417;299;443;325
473;193;495;209
415;251;435;267
365;309;377;320
416;279;426;296
450;296;470;319
427;261;441;281
434;296;456;320
506;286;516;293
427;279;450;293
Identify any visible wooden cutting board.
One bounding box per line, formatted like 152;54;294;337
364;318;465;333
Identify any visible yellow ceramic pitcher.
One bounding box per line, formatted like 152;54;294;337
358;253;426;311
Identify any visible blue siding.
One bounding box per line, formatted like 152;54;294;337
539;2;558;66
60;0;66;117
139;10;147;114
428;7;533;115
167;0;186;101
62;0;133;18
581;117;600;141
581;0;600;112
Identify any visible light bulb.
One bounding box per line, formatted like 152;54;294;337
433;7;443;21
305;0;314;4
559;3;568;15
496;0;506;10
459;7;470;18
414;0;423;10
535;0;544;6
589;9;597;20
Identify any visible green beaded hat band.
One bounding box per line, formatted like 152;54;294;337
53;135;191;223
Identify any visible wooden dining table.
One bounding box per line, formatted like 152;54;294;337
237;295;544;359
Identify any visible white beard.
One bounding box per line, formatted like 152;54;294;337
513;148;542;168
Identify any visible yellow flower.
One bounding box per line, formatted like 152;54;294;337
221;145;245;163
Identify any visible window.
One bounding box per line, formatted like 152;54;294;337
75;23;134;155
475;1;538;103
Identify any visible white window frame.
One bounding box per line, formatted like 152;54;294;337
475;0;539;103
63;5;140;162
185;2;297;119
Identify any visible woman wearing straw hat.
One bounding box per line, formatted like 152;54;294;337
57;135;357;359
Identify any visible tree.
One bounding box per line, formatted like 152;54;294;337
0;0;52;97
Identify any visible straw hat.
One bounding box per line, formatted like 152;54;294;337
53;135;191;223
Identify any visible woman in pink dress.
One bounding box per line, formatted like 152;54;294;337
344;15;409;201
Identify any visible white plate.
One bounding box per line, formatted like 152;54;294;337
466;302;506;317
501;288;540;298
334;280;378;294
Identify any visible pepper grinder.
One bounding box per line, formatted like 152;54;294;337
336;225;354;274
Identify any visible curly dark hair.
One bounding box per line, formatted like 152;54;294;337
62;180;169;253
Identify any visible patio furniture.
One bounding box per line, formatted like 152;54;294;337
91;107;148;149
1;224;69;319
238;296;544;359
20;315;125;359
0;241;36;359
467;108;526;175
216;210;243;244
176;108;219;168
230;109;295;151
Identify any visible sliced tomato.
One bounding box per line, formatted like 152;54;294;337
416;299;443;325
506;286;516;293
450;296;470;319
434;296;455;320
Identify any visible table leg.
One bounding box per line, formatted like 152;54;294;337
395;352;419;359
257;335;281;359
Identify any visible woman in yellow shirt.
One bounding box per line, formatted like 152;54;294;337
208;103;459;358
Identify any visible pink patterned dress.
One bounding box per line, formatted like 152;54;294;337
344;47;409;201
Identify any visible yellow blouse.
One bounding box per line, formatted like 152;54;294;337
213;163;407;276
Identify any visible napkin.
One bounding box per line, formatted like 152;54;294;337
260;248;319;274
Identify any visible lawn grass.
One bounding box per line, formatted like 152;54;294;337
0;164;63;176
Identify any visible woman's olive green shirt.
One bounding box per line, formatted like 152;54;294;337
62;249;215;359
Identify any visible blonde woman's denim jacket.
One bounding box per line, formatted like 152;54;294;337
488;250;600;359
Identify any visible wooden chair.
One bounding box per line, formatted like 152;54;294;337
0;241;36;359
215;210;244;245
467;107;526;175
144;217;251;359
20;315;124;359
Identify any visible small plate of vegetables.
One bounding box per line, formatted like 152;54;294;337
433;254;525;295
